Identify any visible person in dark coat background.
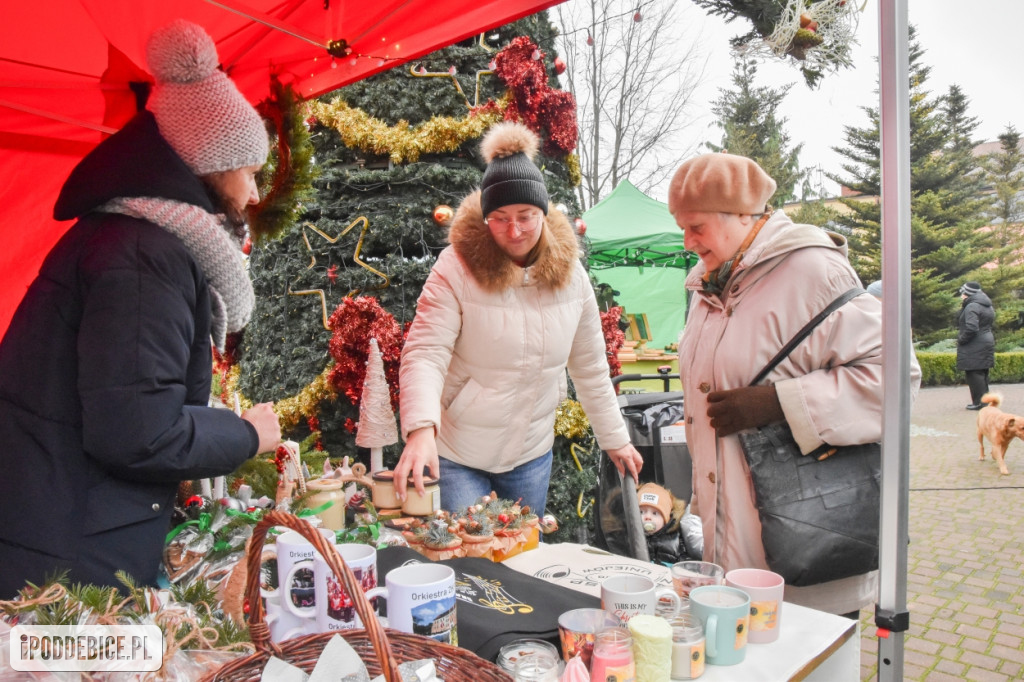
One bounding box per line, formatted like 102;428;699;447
957;281;996;410
0;20;282;598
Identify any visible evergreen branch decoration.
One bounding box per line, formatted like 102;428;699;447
251;78;316;241
692;0;862;87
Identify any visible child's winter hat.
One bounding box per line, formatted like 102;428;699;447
637;482;673;522
146;19;268;176
479;122;549;218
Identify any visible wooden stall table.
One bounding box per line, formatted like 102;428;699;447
501;542;859;682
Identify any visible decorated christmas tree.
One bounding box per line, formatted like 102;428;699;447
229;12;596;538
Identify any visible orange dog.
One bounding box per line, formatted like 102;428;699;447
976;393;1024;476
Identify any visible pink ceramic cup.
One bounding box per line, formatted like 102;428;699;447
725;568;785;643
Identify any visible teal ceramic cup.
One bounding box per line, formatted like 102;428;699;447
688;585;751;666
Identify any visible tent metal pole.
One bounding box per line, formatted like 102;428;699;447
876;0;912;679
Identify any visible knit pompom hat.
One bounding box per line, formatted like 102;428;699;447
146;19;269;176
637;482;673;523
960;281;982;296
668;153;777;216
480;122;549;217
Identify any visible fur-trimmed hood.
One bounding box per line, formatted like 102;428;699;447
448;189;580;292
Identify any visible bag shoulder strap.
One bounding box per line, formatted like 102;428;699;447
748;287;865;387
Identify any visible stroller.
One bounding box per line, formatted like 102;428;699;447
592;368;700;563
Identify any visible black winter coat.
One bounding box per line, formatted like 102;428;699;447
956;292;995;371
0;113;258;597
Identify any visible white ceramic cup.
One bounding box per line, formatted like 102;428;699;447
725;568;785;643
270;528;337;618
264;592;315;643
314;543;378;632
365;564;458;645
600;574;682;623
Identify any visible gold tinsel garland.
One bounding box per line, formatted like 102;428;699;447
221;364;337;431
305;97;506;164
566;153;582;188
554;399;591;440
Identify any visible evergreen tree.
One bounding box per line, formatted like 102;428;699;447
983;125;1024;261
236;13;598;540
829;29;1004;343
706;54;804;206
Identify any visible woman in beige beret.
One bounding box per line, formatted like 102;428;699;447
669;153;920;617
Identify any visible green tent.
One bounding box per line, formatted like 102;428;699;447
584;180;697;349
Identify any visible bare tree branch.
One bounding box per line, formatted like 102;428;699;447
555;0;707;209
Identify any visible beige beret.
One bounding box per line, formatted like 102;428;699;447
667;153;777;215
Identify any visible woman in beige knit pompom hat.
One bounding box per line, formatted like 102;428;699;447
394;121;644;517
670;152;921;617
0;19;281;598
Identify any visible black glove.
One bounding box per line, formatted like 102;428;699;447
706;385;785;437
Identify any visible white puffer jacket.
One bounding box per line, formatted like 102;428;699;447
399;191;630;472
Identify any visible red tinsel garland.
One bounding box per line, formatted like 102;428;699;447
494;37;578;157
601;306;625;380
327;297;404;410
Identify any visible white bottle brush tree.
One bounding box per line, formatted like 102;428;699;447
355;337;398;473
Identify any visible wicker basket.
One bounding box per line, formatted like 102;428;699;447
203;510;511;682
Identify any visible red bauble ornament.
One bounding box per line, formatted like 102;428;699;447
575;217;587;236
633;11;642;22
433;204;454;225
242;236;252;255
185;495;204;508
586;34;594;46
554;57;566;75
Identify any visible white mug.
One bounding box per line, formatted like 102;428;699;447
365;564;458;645
269;529;337;618
314;543;378;632
601;574;683;623
264;592;315;643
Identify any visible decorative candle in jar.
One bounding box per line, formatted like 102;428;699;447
590;627;635;682
303;478;345;531
496;639;561;677
371;470;400;510
401;476;441;516
669;614;705;680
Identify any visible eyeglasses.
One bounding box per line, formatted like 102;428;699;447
485;213;542;232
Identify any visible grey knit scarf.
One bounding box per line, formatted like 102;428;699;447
97;197;254;351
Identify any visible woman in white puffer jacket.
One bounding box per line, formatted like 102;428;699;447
393;122;643;515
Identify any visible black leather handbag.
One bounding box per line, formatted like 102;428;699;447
737;288;881;587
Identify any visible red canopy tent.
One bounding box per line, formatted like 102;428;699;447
0;0;565;334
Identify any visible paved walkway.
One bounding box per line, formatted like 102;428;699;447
857;383;1024;681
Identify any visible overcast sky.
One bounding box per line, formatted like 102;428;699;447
651;0;1024;200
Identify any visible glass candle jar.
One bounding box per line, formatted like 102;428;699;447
303;478;345;531
371;470;400;509
590;627;635;682
513;650;560;682
401;476;440;516
496;639;560;677
670;614;705;680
